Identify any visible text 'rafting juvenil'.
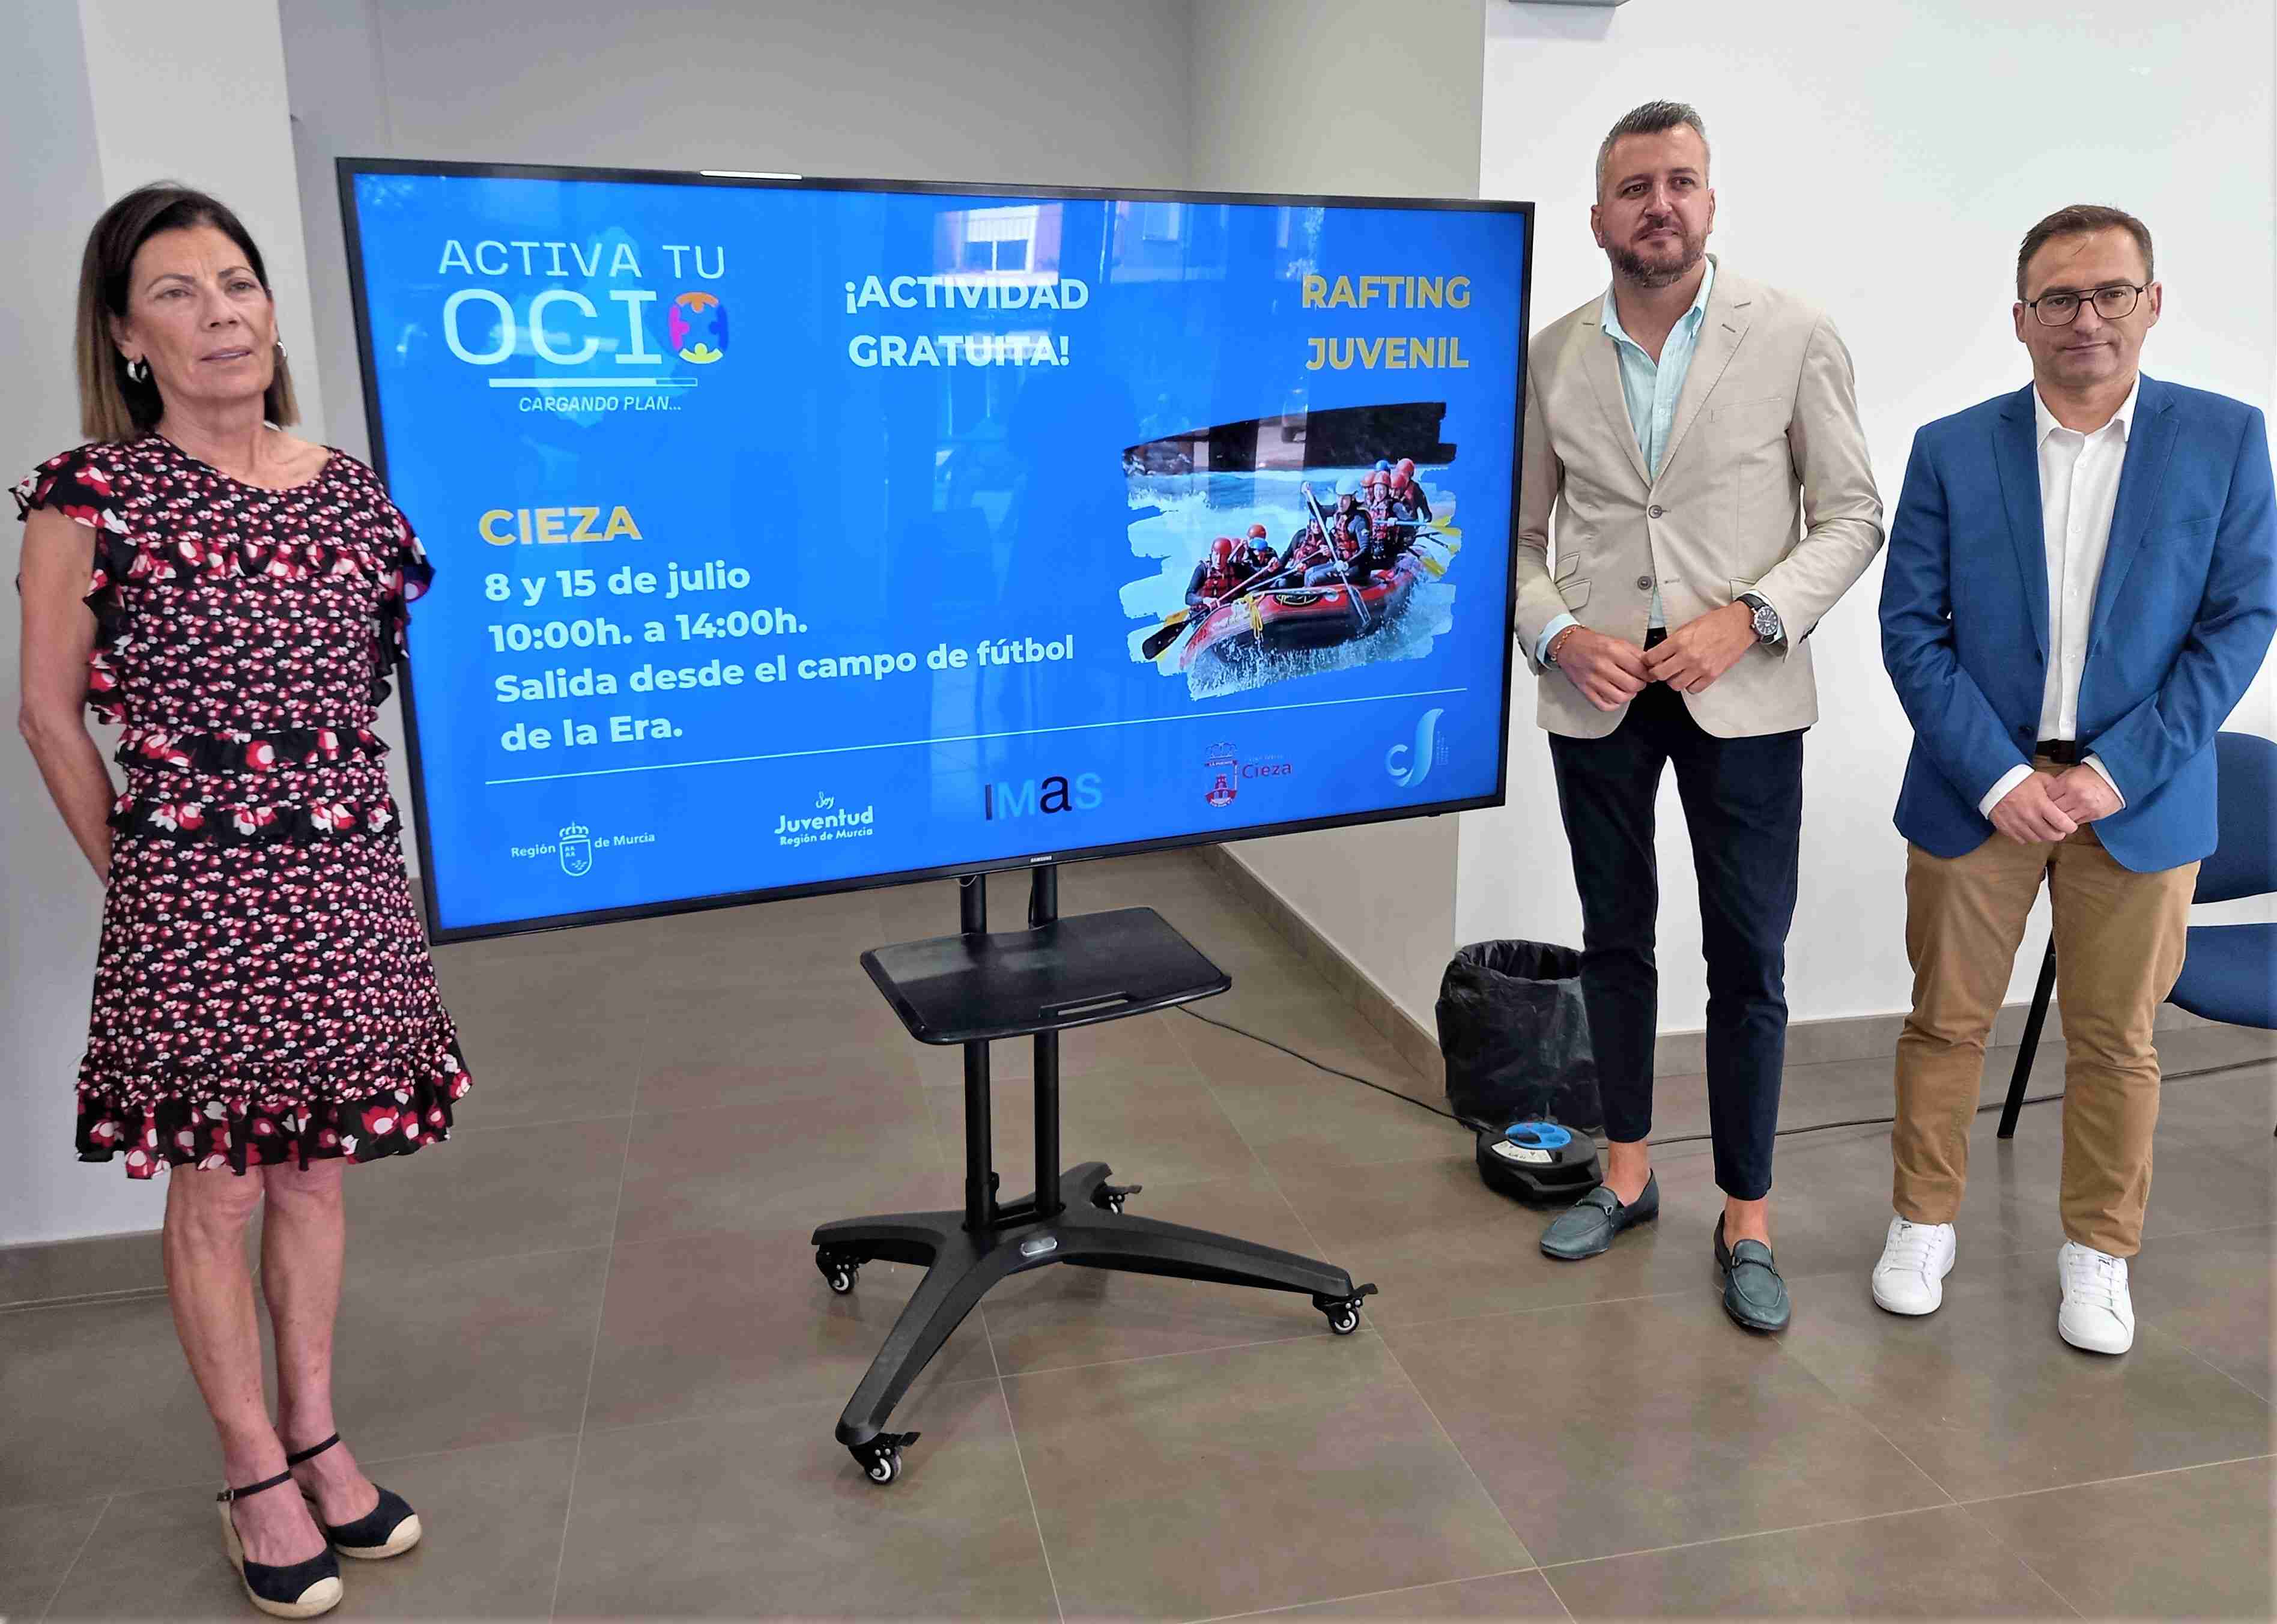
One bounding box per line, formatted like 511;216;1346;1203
1302;271;1473;371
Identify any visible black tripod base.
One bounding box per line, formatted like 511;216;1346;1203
812;1162;1377;1474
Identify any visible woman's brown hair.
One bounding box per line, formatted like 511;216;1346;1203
74;183;300;443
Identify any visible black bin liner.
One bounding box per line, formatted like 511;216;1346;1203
1435;941;1601;1132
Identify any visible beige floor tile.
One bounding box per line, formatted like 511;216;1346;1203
616;1094;954;1246
1264;1571;1564;1619
0;1496;108;1620
344;1116;628;1270
1777;1245;2273;1501
2131;1223;2276;1398
923;1068;1266;1193
1383;1293;1949;1566
324;1247;607;1462
554;1383;1055;1620
0;1231;164;1309
1542;1503;2068;1618
0;1294;209;1505
583;1226;996;1431
1961;1455;2277;1619
1007;1334;1528;1620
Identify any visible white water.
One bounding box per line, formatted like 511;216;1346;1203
1118;465;1461;698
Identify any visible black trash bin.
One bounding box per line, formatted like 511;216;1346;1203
1436;941;1603;1203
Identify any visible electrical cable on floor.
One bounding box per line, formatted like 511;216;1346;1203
1180;1005;1467;1121
1177;1004;2271;1145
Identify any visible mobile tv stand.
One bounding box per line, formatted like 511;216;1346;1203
810;864;1377;1485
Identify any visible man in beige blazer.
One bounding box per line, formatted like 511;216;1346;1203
1522;102;1883;1332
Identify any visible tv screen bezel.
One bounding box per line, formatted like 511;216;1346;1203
335;156;1535;945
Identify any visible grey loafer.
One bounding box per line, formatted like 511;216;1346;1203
1540;1172;1659;1260
1714;1216;1791;1332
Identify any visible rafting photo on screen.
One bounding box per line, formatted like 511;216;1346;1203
1120;401;1462;698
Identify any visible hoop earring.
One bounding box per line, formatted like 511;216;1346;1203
126;357;149;384
274;338;289;360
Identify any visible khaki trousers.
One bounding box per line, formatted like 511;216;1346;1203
1893;770;2197;1257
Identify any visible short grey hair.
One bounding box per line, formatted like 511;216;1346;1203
1595;100;1710;198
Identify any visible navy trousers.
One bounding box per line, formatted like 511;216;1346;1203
1545;672;1804;1200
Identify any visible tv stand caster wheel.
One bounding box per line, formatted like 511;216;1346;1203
850;1432;919;1485
1314;1282;1378;1336
1092;1182;1142;1215
815;1247;863;1294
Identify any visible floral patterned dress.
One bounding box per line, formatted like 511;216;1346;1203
13;434;469;1178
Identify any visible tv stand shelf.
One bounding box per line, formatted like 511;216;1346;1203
861;905;1230;1045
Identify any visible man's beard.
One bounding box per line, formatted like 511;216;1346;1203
1607;223;1706;288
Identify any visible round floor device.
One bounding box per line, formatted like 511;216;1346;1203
1474;1119;1602;1204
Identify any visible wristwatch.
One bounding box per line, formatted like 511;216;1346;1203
1738;592;1784;645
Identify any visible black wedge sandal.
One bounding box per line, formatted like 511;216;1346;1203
285;1434;423;1560
217;1470;344;1619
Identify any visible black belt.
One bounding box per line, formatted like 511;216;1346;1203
1643;626;1669;650
2035;739;2086;766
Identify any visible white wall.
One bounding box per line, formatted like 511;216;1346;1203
2;0;321;1246
1188;0;1486;201
1463;0;2277;1031
1187;0;1487;1025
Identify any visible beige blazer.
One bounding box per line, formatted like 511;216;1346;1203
1513;260;1884;739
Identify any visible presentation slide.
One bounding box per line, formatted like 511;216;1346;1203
342;163;1531;938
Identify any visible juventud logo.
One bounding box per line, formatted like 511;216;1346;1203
777;796;876;849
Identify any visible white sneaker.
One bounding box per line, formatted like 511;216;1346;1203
2057;1241;2135;1354
1871;1214;1957;1315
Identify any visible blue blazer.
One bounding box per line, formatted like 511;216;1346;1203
1882;375;2277;873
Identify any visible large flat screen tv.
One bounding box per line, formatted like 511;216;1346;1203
339;159;1532;941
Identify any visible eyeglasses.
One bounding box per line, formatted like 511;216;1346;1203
2024;282;2147;326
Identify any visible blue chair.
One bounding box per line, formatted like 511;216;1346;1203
1997;731;2277;1136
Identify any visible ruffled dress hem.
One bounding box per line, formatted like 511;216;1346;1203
77;1033;472;1178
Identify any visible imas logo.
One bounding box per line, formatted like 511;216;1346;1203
667;291;728;363
559;822;593;877
984;772;1102;820
1386;709;1450;790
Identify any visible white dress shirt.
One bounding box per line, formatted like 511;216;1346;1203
1976;378;2137;818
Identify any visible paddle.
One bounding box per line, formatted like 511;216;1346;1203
1139;555;1304;659
1304;486;1371;634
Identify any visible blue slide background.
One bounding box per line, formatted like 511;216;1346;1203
345;168;1529;934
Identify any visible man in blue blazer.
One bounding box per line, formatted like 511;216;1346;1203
1875;204;2276;1354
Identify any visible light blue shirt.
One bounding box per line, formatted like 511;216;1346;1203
1538;258;1716;665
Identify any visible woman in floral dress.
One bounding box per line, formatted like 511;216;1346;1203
16;184;468;1619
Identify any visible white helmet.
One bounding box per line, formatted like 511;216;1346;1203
1335;474;1362;498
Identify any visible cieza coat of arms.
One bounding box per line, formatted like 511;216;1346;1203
559;822;593;877
1203;741;1238;810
